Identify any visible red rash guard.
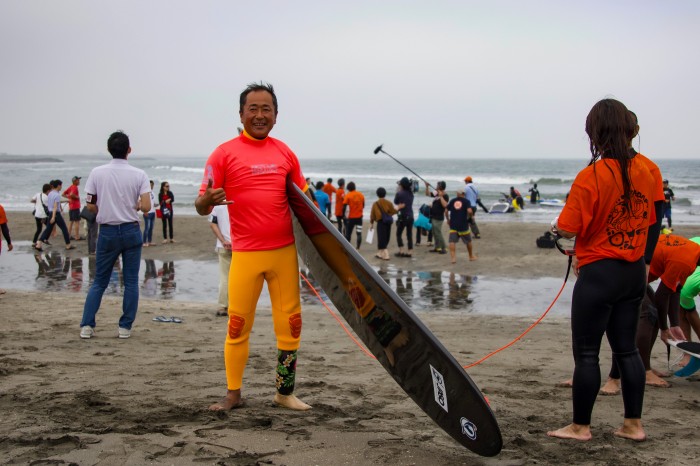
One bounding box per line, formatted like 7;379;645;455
200;133;306;252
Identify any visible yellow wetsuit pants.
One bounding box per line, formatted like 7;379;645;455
225;243;302;390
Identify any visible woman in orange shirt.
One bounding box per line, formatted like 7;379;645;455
342;181;365;249
548;99;664;442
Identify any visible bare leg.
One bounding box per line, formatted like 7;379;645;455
547;423;592;441
449;243;456;263
467;242;477;260
208;389;242;411
613;418;646;441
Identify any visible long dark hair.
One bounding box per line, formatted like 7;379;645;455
585;98;637;205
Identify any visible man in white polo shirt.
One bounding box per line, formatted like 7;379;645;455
79;131;151;339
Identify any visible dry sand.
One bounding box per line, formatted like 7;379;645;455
1;213;699;465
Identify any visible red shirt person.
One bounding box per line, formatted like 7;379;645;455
196;82;311;413
62;176;82;240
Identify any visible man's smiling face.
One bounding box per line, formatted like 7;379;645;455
240;90;277;139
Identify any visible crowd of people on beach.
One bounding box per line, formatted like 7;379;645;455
1;84;698;451
26;175;181;256
305;174;482;264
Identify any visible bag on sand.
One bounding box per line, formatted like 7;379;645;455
536;231;556;249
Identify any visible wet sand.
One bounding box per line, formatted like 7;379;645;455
1;212;699;465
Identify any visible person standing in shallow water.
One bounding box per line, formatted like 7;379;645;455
548;99;664;442
196;82;312;412
79;131;151;340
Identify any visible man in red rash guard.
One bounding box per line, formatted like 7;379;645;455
195;82;312;412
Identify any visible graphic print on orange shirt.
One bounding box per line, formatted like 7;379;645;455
605;190;650;251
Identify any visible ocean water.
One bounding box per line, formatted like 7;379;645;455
2;154;699;224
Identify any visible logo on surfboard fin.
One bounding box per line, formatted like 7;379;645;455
430;364;449;412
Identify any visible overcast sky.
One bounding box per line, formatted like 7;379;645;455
1;0;698;159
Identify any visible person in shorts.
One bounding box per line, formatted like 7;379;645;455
446;188;477;263
63;176;82;240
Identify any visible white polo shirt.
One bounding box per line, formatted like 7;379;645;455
208;204;231;250
85;159;150;225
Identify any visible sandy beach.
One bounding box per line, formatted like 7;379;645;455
1;212;699;465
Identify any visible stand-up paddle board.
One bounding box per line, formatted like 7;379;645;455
288;182;502;457
669;340;700;377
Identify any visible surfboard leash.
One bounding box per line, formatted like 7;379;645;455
462;245;574;370
299;272;377;360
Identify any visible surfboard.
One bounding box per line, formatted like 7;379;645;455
669;340;700;377
287;182;503;457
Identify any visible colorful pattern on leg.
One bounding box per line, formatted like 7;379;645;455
276;349;297;395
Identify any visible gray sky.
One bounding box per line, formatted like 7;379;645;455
1;0;698;159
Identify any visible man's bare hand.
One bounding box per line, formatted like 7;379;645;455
196;179;232;215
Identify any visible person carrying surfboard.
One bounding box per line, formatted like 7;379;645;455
195;82;312;412
548;99;664;442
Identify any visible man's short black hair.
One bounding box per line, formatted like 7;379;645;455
51;179;62;188
107;131;130;159
315;181;324;190
239;82;278;114
327;178;333;183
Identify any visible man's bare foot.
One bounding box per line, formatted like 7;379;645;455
600;377;621;395
645;370;671;388
469;255;478;261
613;419;646;441
547;423;592;441
679;353;691;368
208;389;242;411
555;378;573;388
273;393;312;411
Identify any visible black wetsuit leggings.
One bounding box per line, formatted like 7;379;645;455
344;217;362;248
570;258;646;425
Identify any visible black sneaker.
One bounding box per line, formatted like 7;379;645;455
438;249;447;254
429;248;440;253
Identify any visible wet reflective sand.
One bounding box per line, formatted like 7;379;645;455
0;242;573;317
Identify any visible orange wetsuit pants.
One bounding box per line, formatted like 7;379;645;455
225;243;302;390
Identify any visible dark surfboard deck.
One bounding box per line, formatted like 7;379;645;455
288;183;502;456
